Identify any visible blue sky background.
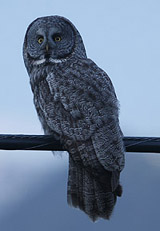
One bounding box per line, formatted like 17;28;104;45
0;0;160;230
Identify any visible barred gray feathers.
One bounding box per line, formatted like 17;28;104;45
23;15;125;221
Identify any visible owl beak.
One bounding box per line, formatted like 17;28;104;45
45;44;49;52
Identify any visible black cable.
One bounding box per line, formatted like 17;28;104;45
0;134;160;153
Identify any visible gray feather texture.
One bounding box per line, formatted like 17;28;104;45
23;15;125;221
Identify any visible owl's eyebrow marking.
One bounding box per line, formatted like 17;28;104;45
36;28;44;35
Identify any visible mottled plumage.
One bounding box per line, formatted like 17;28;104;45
23;15;125;221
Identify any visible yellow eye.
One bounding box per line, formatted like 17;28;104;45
54;36;61;42
38;37;44;44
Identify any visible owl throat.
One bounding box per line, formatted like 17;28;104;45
31;47;76;66
33;56;68;65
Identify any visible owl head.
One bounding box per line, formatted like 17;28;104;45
23;15;87;73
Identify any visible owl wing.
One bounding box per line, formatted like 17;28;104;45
36;59;125;220
42;59;124;172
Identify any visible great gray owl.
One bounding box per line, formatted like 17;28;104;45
23;15;125;221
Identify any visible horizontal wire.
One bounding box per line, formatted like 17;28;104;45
0;134;160;153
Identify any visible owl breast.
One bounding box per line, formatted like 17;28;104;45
30;58;121;145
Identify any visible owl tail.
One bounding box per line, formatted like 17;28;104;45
67;156;122;221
